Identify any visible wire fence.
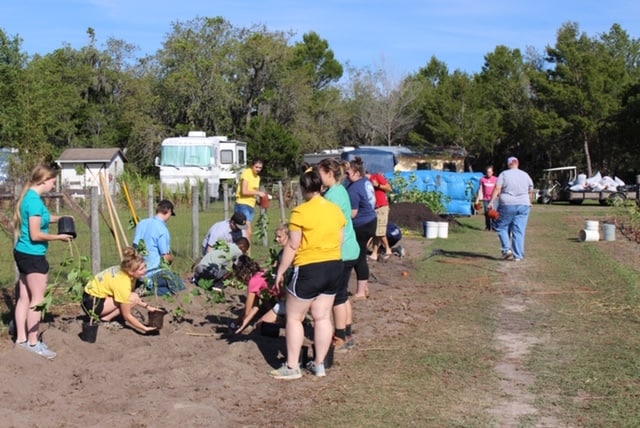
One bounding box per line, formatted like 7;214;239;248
0;180;297;288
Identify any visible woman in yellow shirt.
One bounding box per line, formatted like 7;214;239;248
82;247;160;334
235;159;266;242
269;166;345;380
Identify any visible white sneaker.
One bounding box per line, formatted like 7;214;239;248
21;341;57;360
306;361;326;377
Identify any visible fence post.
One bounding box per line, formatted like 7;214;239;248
192;185;200;259
90;186;101;274
278;181;285;224
148;184;154;219
203;179;209;211
223;182;230;219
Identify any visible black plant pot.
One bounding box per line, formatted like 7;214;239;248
147;308;167;330
81;322;99;343
57;216;77;238
260;322;281;338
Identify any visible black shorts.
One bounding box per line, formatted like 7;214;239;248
82;292;106;319
13;250;49;275
334;259;358;306
287;260;343;300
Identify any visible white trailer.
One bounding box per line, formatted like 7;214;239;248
156;131;247;200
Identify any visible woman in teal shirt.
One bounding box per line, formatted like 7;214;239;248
13;163;73;359
318;157;360;352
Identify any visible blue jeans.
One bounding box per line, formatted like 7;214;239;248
234;203;255;222
483;200;498;230
495;204;530;259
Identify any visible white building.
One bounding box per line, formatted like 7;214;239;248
56;148;127;195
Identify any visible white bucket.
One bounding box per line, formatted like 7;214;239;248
437;222;449;239
585;220;599;231
579;229;599;242
602;223;616;241
424;221;438;239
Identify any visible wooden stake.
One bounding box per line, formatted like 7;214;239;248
99;172;123;259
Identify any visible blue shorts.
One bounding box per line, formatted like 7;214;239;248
287;260;343;300
234;203;255;222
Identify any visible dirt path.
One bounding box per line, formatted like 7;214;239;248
487;226;565;426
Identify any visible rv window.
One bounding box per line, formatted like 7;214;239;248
184;145;212;166
161;145;213;167
220;150;234;164
238;150;246;165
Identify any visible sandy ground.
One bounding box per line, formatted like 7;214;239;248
0;230;426;427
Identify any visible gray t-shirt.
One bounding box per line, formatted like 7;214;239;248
497;168;533;206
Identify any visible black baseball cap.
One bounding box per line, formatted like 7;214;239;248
230;212;247;229
157;199;176;216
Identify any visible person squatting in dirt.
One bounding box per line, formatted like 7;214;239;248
192;237;250;291
133;199;185;296
201;212;247;255
269;165;345;380
82;247;160;335
231;223;291;334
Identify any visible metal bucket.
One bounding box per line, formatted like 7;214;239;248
602;223;616;241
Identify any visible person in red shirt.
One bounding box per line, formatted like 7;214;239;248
476;165;498;231
368;171;393;261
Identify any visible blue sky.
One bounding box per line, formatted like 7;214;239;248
1;0;638;76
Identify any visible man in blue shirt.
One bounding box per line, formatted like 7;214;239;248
133;200;185;295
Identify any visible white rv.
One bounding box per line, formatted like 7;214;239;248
156;131;247;200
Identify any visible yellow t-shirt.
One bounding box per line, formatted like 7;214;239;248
236;168;260;207
84;266;133;305
290;195;345;266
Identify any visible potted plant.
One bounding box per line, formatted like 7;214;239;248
80;296;100;343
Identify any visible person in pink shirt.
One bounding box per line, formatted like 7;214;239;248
477;166;498;231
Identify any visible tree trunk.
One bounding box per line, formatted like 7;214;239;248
583;132;593;177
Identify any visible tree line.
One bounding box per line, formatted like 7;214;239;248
1;17;639;184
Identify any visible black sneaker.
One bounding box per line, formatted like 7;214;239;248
502;250;514;260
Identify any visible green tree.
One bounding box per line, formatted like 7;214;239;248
245;116;299;180
530;22;635;176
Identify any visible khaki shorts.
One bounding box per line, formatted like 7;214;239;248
375;205;390;237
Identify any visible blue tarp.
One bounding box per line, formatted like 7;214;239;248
384;170;484;216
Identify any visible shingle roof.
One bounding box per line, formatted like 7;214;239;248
56;148;127;163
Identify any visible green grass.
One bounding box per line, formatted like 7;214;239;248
299;205;640;427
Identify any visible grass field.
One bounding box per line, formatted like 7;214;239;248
297;203;640;427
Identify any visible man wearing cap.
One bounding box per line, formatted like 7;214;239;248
488;157;534;261
133;199;185;295
201;212;248;255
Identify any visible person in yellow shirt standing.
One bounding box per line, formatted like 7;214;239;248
268;166;345;380
235;159;266;243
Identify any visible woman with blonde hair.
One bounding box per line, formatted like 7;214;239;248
13;163;74;359
82;247;160;334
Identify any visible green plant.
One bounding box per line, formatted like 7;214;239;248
81;295;101;326
255;208;269;241
388;172;449;214
35;241;93;319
